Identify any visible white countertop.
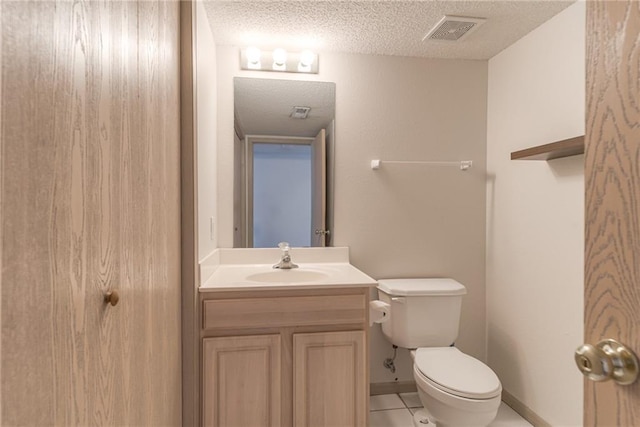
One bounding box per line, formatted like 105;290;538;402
199;247;377;292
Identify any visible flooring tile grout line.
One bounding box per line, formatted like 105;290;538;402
398;392;421;410
369;407;414;413
397;392;409;410
370;393;408;413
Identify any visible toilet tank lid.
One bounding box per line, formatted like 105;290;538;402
377;278;466;296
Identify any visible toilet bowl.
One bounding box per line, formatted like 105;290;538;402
411;348;501;427
375;278;502;427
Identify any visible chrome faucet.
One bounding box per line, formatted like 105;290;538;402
273;242;298;269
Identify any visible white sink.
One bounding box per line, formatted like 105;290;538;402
199;247;377;292
246;269;330;283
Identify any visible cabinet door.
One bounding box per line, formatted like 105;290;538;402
203;335;281;427
294;331;367;427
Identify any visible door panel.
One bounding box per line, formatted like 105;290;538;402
1;1;181;425
585;1;640;424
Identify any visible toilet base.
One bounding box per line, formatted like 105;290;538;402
412;409;434;426
414;363;501;427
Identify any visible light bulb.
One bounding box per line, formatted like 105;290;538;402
246;46;261;65
272;48;287;66
299;50;315;67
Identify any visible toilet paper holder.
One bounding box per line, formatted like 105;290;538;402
369;300;390;326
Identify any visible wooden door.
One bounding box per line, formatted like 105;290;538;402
585;1;640;424
202;335;282;427
293;331;367;427
311;129;327;247
0;1;182;425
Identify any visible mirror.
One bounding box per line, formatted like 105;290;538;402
233;77;336;248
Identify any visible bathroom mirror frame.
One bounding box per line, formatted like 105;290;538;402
233;77;336;248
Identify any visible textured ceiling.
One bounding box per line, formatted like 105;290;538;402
235;78;335;138
203;1;575;60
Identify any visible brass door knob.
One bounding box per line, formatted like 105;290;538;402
575;339;639;385
104;290;120;307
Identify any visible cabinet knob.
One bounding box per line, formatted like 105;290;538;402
104;290;120;307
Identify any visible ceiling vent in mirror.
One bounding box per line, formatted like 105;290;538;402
290;106;311;119
423;15;487;42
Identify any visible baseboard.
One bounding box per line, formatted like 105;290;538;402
370;381;417;396
501;389;552;427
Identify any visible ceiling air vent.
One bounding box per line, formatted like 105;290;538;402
423;15;487;42
290;106;311;119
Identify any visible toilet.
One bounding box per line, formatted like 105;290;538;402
377;278;502;427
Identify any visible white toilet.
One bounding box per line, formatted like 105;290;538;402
377;278;502;427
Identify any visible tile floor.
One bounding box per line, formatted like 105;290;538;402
370;393;533;427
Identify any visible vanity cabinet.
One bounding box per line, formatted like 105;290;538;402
200;287;369;427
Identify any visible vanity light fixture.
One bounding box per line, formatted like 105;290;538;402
240;47;319;74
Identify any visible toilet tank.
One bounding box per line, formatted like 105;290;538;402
377;278;466;349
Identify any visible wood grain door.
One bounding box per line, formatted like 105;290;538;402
1;1;182;425
584;1;640;424
202;335;282;427
293;331;367;427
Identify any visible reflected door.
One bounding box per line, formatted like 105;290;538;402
247;132;327;248
311;129;328;247
251;141;313;247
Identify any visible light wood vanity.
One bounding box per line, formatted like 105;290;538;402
200;287;370;427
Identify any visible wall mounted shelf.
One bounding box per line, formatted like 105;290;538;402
510;135;584;161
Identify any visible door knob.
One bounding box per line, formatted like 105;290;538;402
104;290;120;307
574;339;639;385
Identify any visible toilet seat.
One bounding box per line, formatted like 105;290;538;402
414;347;501;399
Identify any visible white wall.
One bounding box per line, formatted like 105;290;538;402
217;48;488;383
196;1;218;261
486;2;585;425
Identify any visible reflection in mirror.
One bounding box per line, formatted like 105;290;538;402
233;78;336;248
